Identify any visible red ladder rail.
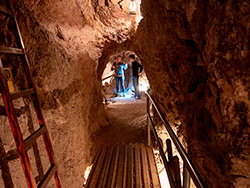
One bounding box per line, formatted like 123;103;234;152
0;0;61;187
0;59;35;187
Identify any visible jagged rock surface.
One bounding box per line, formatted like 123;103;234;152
134;0;250;187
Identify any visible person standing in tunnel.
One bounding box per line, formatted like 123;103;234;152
129;54;143;99
111;55;127;97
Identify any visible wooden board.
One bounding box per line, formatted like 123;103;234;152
0;46;24;54
85;143;161;188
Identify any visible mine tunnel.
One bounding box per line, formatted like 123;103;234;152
0;0;250;188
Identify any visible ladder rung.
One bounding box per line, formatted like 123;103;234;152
0;6;13;16
23;126;46;151
0;46;24;54
10;88;35;100
37;164;57;188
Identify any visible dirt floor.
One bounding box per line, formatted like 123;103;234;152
96;94;148;146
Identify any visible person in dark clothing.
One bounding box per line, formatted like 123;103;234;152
129;54;143;99
111;56;127;95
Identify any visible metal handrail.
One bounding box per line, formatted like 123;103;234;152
147;113;175;187
146;91;205;188
102;74;115;81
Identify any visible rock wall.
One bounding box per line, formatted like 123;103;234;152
0;0;137;187
134;0;250;187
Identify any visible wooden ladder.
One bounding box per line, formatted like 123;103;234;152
0;1;61;188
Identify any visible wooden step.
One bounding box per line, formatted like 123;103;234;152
0;46;24;54
141;145;151;187
10;88;35;100
37;164;57;188
127;144;134;188
98;146;114;187
134;144;142;188
23;126;46;151
85;143;161;188
147;146;161;187
0;6;13;16
86;146;108;188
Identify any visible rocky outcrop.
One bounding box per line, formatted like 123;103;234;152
134;0;250;187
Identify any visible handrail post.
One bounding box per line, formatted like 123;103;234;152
183;162;190;188
166;139;173;162
173;156;182;188
146;93;151;146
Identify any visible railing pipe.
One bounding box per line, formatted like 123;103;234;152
102;74;114;81
146;92;204;188
146;94;151;146
147;113;175;188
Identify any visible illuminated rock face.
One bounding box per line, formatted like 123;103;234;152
134;0;250;187
0;0;137;187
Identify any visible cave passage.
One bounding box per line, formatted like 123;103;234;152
98;52;149;144
91;51;175;188
0;0;249;187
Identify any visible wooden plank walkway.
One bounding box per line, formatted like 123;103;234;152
86;143;161;188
